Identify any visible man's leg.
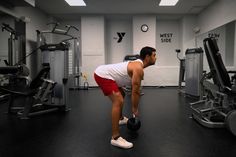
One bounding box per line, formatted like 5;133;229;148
118;87;125;120
108;91;133;149
108;91;124;139
94;73;132;148
118;88;128;125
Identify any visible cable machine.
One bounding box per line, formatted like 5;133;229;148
0;22;26;100
36;22;79;109
175;49;185;93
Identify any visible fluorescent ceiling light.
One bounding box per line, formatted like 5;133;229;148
65;0;86;6
159;0;179;6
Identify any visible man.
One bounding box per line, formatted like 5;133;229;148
94;46;156;149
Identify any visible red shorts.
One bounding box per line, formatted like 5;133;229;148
94;73;119;96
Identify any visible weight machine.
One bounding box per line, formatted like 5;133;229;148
36;22;79;110
176;48;204;97
1;22;17;66
190;37;236;136
0;64;58;119
185;48;203;97
1;22;26;100
1;22;26;66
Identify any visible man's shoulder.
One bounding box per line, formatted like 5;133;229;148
131;61;143;68
129;62;143;74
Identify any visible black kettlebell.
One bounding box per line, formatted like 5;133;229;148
127;116;141;131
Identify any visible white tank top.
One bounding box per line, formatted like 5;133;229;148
94;59;143;87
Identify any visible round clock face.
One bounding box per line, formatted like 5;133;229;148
141;24;149;32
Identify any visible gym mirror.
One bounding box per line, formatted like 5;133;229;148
195;20;236;70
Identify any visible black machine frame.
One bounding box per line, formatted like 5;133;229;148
190;37;236;135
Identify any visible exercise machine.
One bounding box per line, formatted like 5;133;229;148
190;37;236;136
1;22;26;65
1;22;26;100
175;49;185;92
39;43;70;108
36;22;79;110
176;48;204;97
185;48;203;97
1;23;17;66
0;64;58;119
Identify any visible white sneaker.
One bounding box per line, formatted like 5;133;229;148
119;116;128;125
111;137;133;149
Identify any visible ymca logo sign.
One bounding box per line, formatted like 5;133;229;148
113;32;126;43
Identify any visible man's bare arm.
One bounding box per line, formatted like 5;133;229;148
131;66;143;116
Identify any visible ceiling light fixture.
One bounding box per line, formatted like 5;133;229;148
159;0;179;6
65;0;86;6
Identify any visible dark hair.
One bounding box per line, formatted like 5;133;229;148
139;46;156;60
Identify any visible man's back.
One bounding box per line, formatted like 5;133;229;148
94;59;143;87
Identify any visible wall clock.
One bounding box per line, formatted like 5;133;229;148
141;24;149;32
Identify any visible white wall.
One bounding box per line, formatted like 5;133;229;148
3;0;235;87
14;7;52;52
181;15;197;53
156;20;181;66
154;20;181;86
78;16;196;86
225;22;235;66
105;19;132;64
76;0;236;87
132;16;157;86
197;0;236;35
196;0;236;72
133;16;156;53
81;16;105;86
0;6;52;77
14;7;52;78
196;25;226;71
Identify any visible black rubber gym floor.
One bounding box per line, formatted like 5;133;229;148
0;87;236;157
